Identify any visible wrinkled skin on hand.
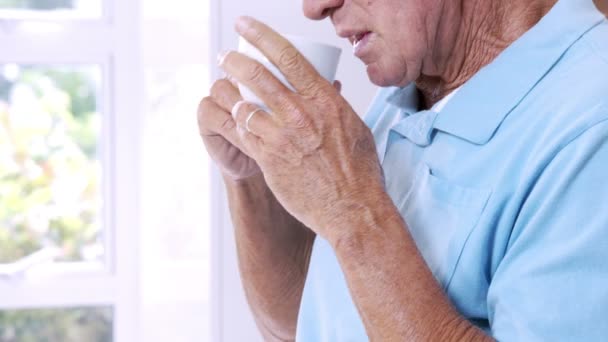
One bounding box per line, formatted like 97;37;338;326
217;17;386;241
197;78;261;180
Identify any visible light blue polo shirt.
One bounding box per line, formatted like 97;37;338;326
296;0;608;341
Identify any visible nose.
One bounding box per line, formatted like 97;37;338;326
302;0;344;20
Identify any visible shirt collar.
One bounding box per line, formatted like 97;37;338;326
386;0;606;146
431;86;461;113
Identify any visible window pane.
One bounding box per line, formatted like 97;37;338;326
0;0;101;17
0;64;104;264
0;306;112;341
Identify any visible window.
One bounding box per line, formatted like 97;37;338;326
0;0;212;340
0;307;112;341
0;0;139;340
0;64;103;265
0;0;102;18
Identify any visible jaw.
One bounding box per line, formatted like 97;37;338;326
366;59;411;88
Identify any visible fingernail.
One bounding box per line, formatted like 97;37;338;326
235;16;253;34
217;50;230;66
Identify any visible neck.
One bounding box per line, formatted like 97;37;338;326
416;0;558;109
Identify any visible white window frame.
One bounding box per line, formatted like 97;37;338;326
0;0;142;340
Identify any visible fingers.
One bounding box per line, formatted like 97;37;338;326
197;96;243;149
234;16;323;95
219;51;296;116
231;100;281;141
210;78;242;112
206;78;267;153
201;78;286;162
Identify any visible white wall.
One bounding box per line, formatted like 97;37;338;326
210;1;378;341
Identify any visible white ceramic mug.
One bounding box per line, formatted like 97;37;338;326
237;34;342;108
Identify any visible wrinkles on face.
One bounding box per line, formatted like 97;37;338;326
311;0;559;107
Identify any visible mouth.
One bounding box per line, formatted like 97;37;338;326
352;31;371;48
336;28;371;45
336;27;375;60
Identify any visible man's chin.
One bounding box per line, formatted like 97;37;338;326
367;63;410;87
366;64;390;87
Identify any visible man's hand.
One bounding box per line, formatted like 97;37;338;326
219;16;385;243
197;78;261;180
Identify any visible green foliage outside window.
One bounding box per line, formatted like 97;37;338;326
0;307;112;342
0;0;74;10
0;65;102;263
0;64;109;340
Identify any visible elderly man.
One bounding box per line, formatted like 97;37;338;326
198;0;608;340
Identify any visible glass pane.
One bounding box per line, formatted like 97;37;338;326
0;64;103;264
0;306;112;341
0;0;101;17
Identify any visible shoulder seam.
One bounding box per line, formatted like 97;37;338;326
525;104;608;196
550;104;608;161
580;21;608;67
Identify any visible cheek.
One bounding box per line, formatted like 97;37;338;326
370;1;428;85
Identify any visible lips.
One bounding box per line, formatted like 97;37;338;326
352;31;371;47
335;27;375;60
336;28;370;44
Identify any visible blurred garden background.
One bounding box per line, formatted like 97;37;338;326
1;0;212;339
0;0;79;10
0;64;102;265
0;0;111;330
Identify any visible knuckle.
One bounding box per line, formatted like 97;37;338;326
278;46;301;69
307;81;330;98
305;87;337;111
197;97;214;119
289;108;311;129
197;97;215;134
298;80;325;99
220;116;236;131
274;133;291;150
210;79;231;98
303;131;323;151
323;99;340;114
249;29;265;46
247;63;267;83
269;129;293;150
275;95;297;113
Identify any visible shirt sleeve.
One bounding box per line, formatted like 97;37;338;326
488;117;608;341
